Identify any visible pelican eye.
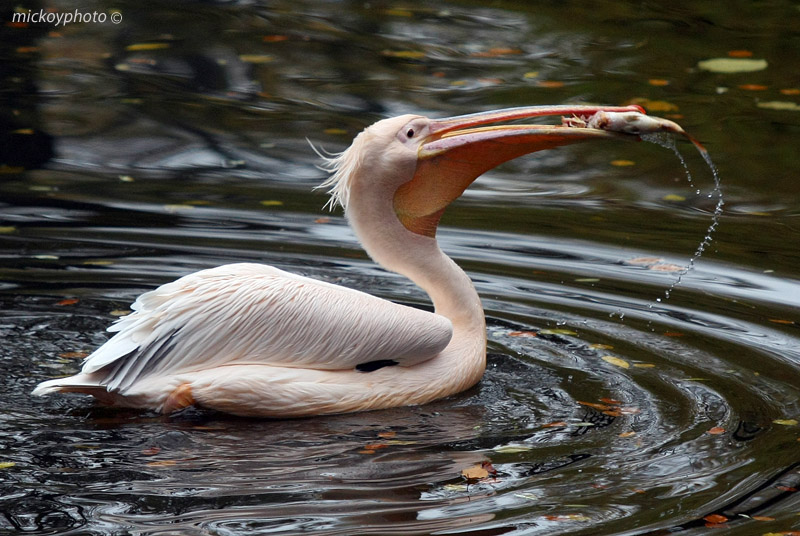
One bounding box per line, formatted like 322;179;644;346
406;128;415;138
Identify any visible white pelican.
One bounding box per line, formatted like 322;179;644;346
33;105;687;417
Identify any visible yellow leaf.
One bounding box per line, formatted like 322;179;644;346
523;71;540;79
619;431;636;438
626;98;679;112
633;363;656;368
260;200;283;207
589;343;614;350
663;194;686;202
697;57;768;73
239;54;274;64
0;226;16;234
774;419;799;426
323;128;348;135
540;329;577;335
757;101;800;112
611;159;636;166
110;309;131;317
125;43;170;51
602;356;630;369
0;462;16;469
382;50;426;59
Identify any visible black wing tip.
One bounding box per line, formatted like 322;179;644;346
356;360;399;373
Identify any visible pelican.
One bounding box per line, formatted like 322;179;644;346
33;105;687;417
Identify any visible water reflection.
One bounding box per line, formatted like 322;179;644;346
2;0;800;534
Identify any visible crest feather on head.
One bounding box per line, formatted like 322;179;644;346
312;130;368;211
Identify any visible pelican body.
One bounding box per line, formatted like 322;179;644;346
33;105;686;417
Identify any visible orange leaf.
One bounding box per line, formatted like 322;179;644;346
537;80;565;88
56;298;79;306
703;514;728;524
780;88;800;95
358;449;376;455
461;464;489;480
648;79;670;86
378;431;396;439
263;35;288;42
364;443;388;450
728;50;753;57
578;401;612;411
509;331;537;337
708;427;726;435
769;319;795;325
738;84;768;91
600;397;622;405
751;515;775;521
58;351;89;359
777;485;798;492
543;421;568;428
619;431;637;438
314;217;331;224
141;447;161;456
147;460;177;467
471;47;522;57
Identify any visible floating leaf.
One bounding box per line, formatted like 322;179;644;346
163;204;194;212
708;426;726;435
757;101;800;112
0;462;16;469
703;514;728;524
56;298;79;306
663;194;686;202
461;464;489;480
540;328;577;336
634;363;656;368
728;50;753;58
364;443;388;450
542;421;568;428
611;159;636;166
382;50;426;59
324;128;348;135
769;319;796;325
602;356;630;369
260;200;284;207
126;43;170;51
619;431;636;438
147;460;177;467
590;344;614;350
59;351;88;359
780;88;800;95
578;401;612;411
523;71;540;79
751;516;775;521
543;514;590;522
626;256;664;266
626;98;679;112
0;226;16;234
493;444;532;453
773;419;799;426
314;217;331;224
110;309;131;317
648;78;670;86
600;397;622;404
471;47;522;57
574;278;600;283
262;35;289;42
739;84;768;91
537;80;565;88
698;58;768;73
239;54;274;64
377;431;396;439
141;447;161;456
509;331;537;337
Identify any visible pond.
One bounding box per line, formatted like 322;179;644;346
2;1;800;534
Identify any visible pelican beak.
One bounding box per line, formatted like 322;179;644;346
394;104;649;237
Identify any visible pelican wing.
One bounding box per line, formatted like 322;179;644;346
82;263;453;392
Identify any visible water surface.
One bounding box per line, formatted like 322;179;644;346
2;1;800;535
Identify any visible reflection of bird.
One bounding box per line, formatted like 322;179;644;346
33;105;675;417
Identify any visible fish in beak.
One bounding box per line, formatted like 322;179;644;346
394;105;689;237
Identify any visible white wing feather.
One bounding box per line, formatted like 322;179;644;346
81;263;453;393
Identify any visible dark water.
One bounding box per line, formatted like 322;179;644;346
2;1;800;534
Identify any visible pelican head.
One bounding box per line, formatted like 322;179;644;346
320;104;648;238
